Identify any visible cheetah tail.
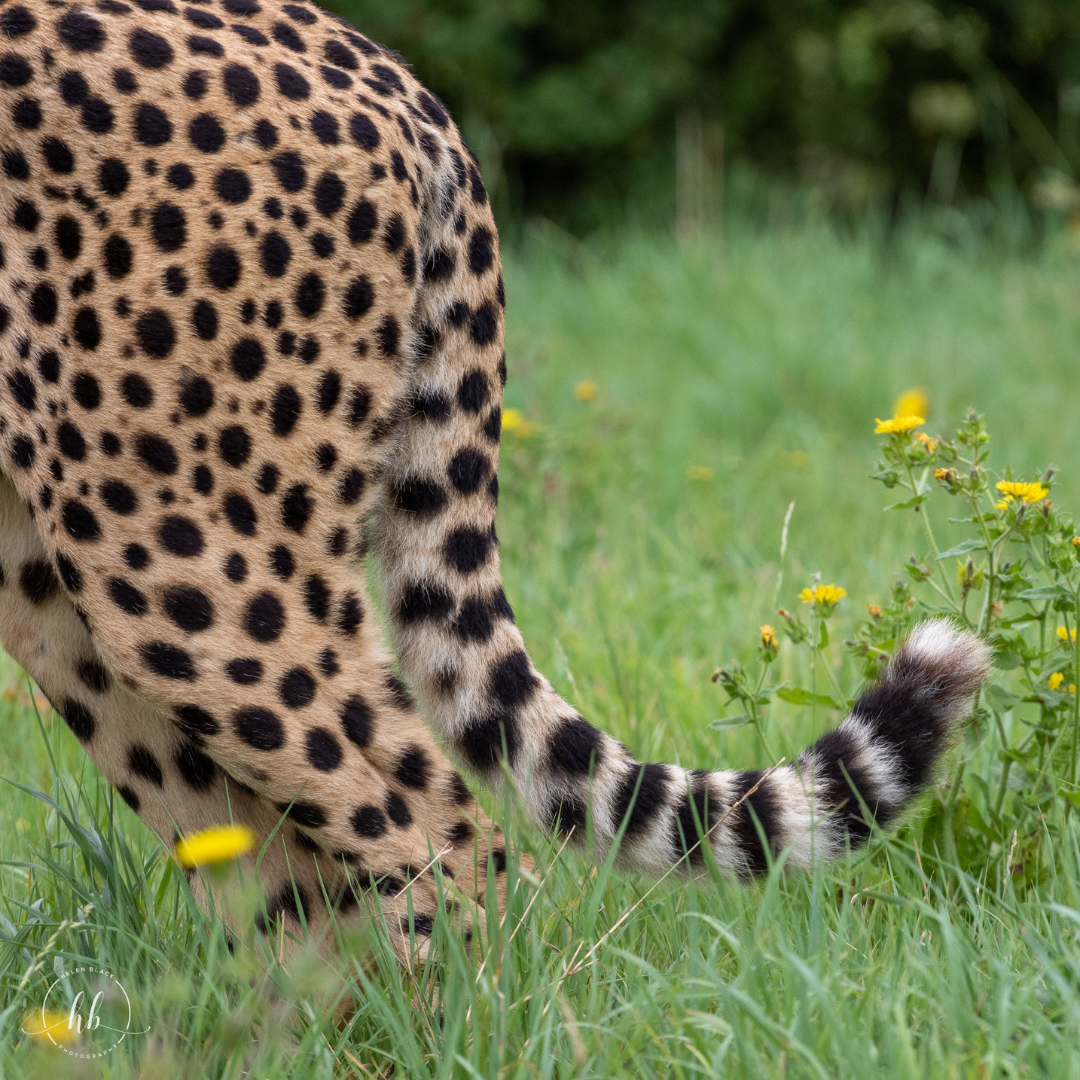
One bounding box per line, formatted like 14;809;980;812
375;134;988;875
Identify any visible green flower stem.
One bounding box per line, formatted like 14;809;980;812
904;458;956;604
1072;584;1080;788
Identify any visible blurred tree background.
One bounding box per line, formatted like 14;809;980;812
324;0;1080;232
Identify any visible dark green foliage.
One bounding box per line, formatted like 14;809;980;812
326;0;1080;227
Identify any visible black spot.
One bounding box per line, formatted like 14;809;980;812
205;244;241;289
117;786;140;811
338;468;365;506
166;162;194;190
100;478;138;514
393;478;448;517
383;213;405;252
418;90;449;128
135;433;178;475
12;96;42;130
124;543;149;570
151;201;186;252
134;101;172;146
28;282;56;324
221;492;256;536
12;197;39;231
42;137;74;174
120;373;153;408
253;118;277;149
395;746;430;789
310;231;334;258
109;576;147;616
214;167;251;204
229;338;265;381
58;10;106;53
346;197;377;243
0;7;37;39
62;499;100;541
274;61;308;100
280;483;313;532
72;307;101;351
224;551;246;581
612;763;670;837
61;698;95;740
350;804;386;839
342;276;373;320
444;526;493;574
294;272;324;318
310;110;338;145
448;448;491;494
134;308;176;358
303;573;329;621
6;369;35;410
398;580;453;625
2;147;28;180
488;650;536;709
37;349;60;383
72;372;101;409
128;744;163;786
304;727;342;772
278;801;325;829
375;315;399;357
279;667;315;708
255;463;279;494
157;514;204;557
176;740;216;790
226;657;262;685
141;639;197;680
471;301;499;346
176;703;220;739
129;27;173;68
234;706;285;750
348;111;379;150
426;247;455;282
468;226;495;276
386;791;412;829
319;648;339;677
189;111;225;153
56;553;82;591
549;716;604;777
457;369;489;414
179;375;213;416
190;298;218;340
259;231;290;276
244;591;285;642
188;34;223;57
164;265;188;295
186;8;224;29
103;234;132;279
230;23;268;46
340;695;372;748
312;170;344;216
337;593;362;635
218;424;251;467
221;60;259;105
459;712;520;771
19;559;58;605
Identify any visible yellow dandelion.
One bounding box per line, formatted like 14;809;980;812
798;583;847;606
23;1010;77;1045
996;480;1049;505
867;604;882;619
1072;537;1080;549
934;467;956;483
687;465;714;481
575;380;597;401
501;408;534;438
1057;627;1077;644
1050;672;1065;691
874;416;925;435
894;388;928;420
175;824;255;868
760;625;778;649
914;432;937;451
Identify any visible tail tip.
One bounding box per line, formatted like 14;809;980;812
897;618;991;718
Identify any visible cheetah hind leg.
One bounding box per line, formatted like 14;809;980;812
0;470;495;965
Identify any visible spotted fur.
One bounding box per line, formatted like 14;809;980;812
0;0;989;957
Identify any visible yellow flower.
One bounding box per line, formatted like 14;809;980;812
175;824;255;868
1072;537;1080;549
501;408;535;438
867;604;882;619
1057;627;1077;643
798;583;847;606
894;388;928;420
575;380;597;401
914;432;937;451
1050;672;1064;691
933;467;956;483
995;480;1049;505
23;1010;77;1045
687;465;714;481
760;625;778;649
874;415;925;435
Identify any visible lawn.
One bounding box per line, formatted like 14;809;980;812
4;218;1080;1077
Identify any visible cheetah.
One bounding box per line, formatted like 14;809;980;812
0;0;990;961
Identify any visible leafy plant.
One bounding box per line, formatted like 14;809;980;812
713;404;1080;892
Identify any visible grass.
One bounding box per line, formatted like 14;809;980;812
5;218;1080;1076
